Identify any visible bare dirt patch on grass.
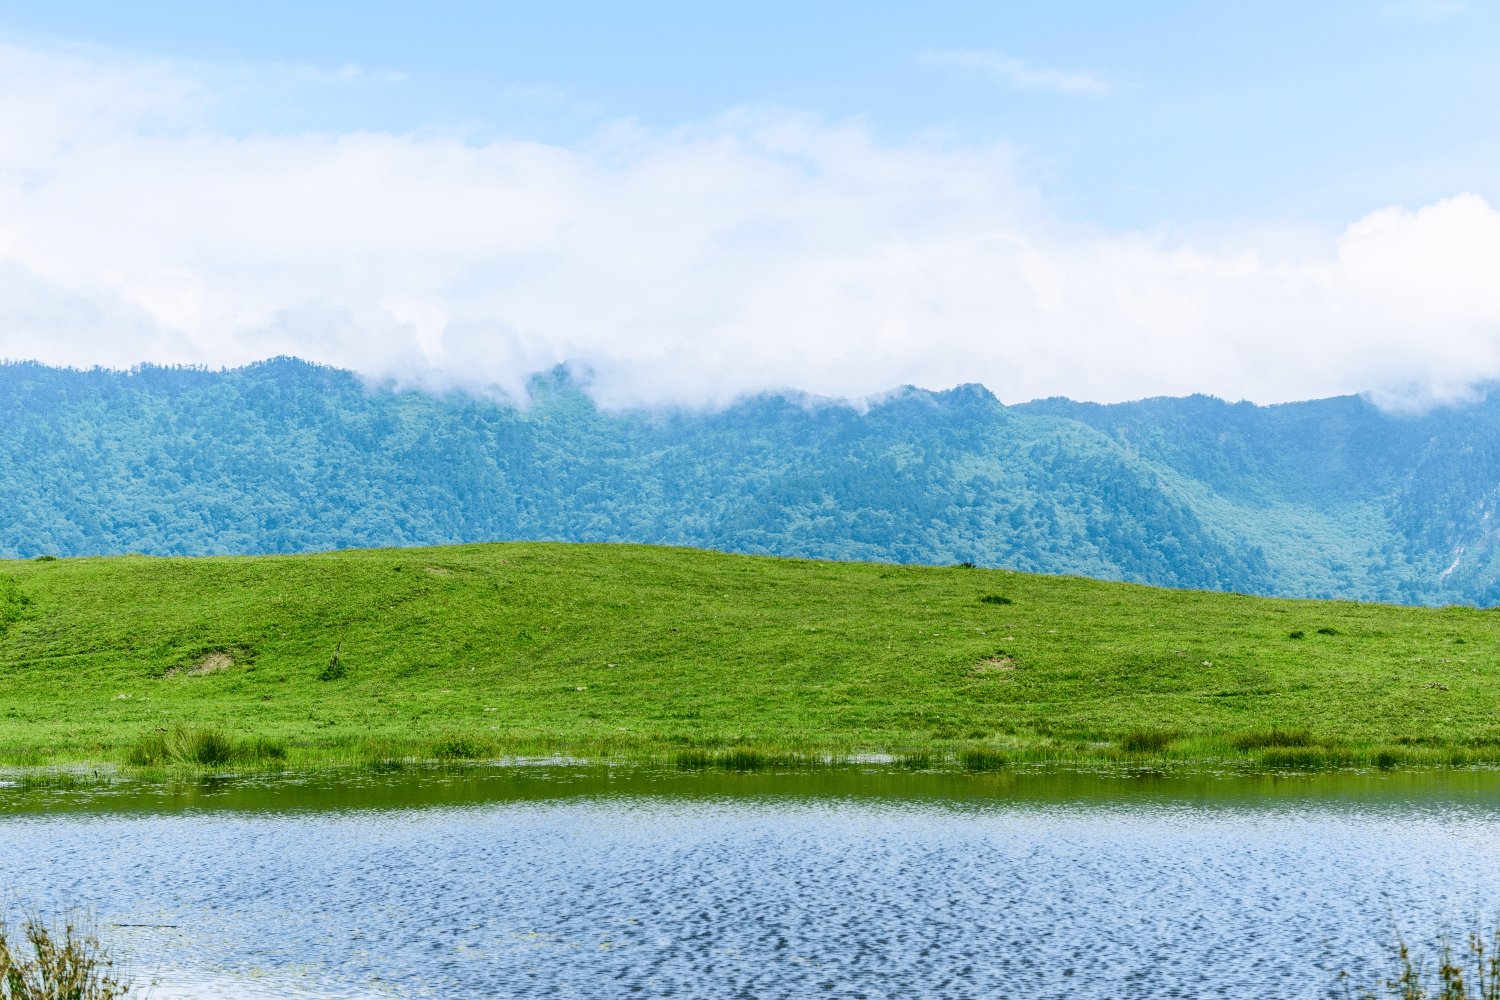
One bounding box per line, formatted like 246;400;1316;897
192;651;235;675
973;656;1015;674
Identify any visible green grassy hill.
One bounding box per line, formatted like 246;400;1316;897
2;542;1497;769
12;358;1500;607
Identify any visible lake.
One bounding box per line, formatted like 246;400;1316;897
3;763;1499;998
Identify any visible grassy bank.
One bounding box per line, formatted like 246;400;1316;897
1;542;1498;769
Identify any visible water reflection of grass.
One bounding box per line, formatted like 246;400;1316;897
6;730;1495;777
5;541;1500;773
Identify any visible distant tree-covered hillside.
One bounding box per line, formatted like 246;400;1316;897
2;357;1496;605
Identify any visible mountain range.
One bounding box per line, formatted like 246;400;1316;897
4;357;1498;606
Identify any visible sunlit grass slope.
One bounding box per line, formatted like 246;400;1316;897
1;542;1498;767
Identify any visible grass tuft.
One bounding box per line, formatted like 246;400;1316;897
673;748;809;771
959;748;1009;771
430;733;492;760
674;749;712;770
979;594;1012;605
243;736;288;761
1231;727;1314;750
124;725;285;767
1121;727;1175;753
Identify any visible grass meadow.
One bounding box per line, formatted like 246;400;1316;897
1;541;1498;770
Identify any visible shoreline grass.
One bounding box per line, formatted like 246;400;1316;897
5;729;1500;777
3;541;1500;774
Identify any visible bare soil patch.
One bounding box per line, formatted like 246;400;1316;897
973;656;1015;674
192;651;235;675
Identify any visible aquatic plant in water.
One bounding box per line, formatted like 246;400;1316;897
1350;917;1500;999
0;913;129;1000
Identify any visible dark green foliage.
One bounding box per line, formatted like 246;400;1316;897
1232;727;1313;750
1289;630;1305;638
980;595;1012;605
1121;727;1175;753
1317;627;1339;635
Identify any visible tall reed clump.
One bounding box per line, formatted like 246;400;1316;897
0;912;130;1000
124;724;286;767
1349;917;1500;999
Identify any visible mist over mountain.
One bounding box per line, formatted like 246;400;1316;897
3;357;1498;606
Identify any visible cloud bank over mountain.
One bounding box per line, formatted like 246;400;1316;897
1;43;1498;411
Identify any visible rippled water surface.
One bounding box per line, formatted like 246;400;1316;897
3;765;1500;999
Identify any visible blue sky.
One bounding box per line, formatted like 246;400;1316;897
4;1;1495;229
0;2;1496;408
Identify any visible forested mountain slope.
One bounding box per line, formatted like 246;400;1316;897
2;357;1496;605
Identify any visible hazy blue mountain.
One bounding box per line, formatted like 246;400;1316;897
3;357;1497;605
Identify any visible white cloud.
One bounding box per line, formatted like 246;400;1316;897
0;43;1498;412
920;50;1113;95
